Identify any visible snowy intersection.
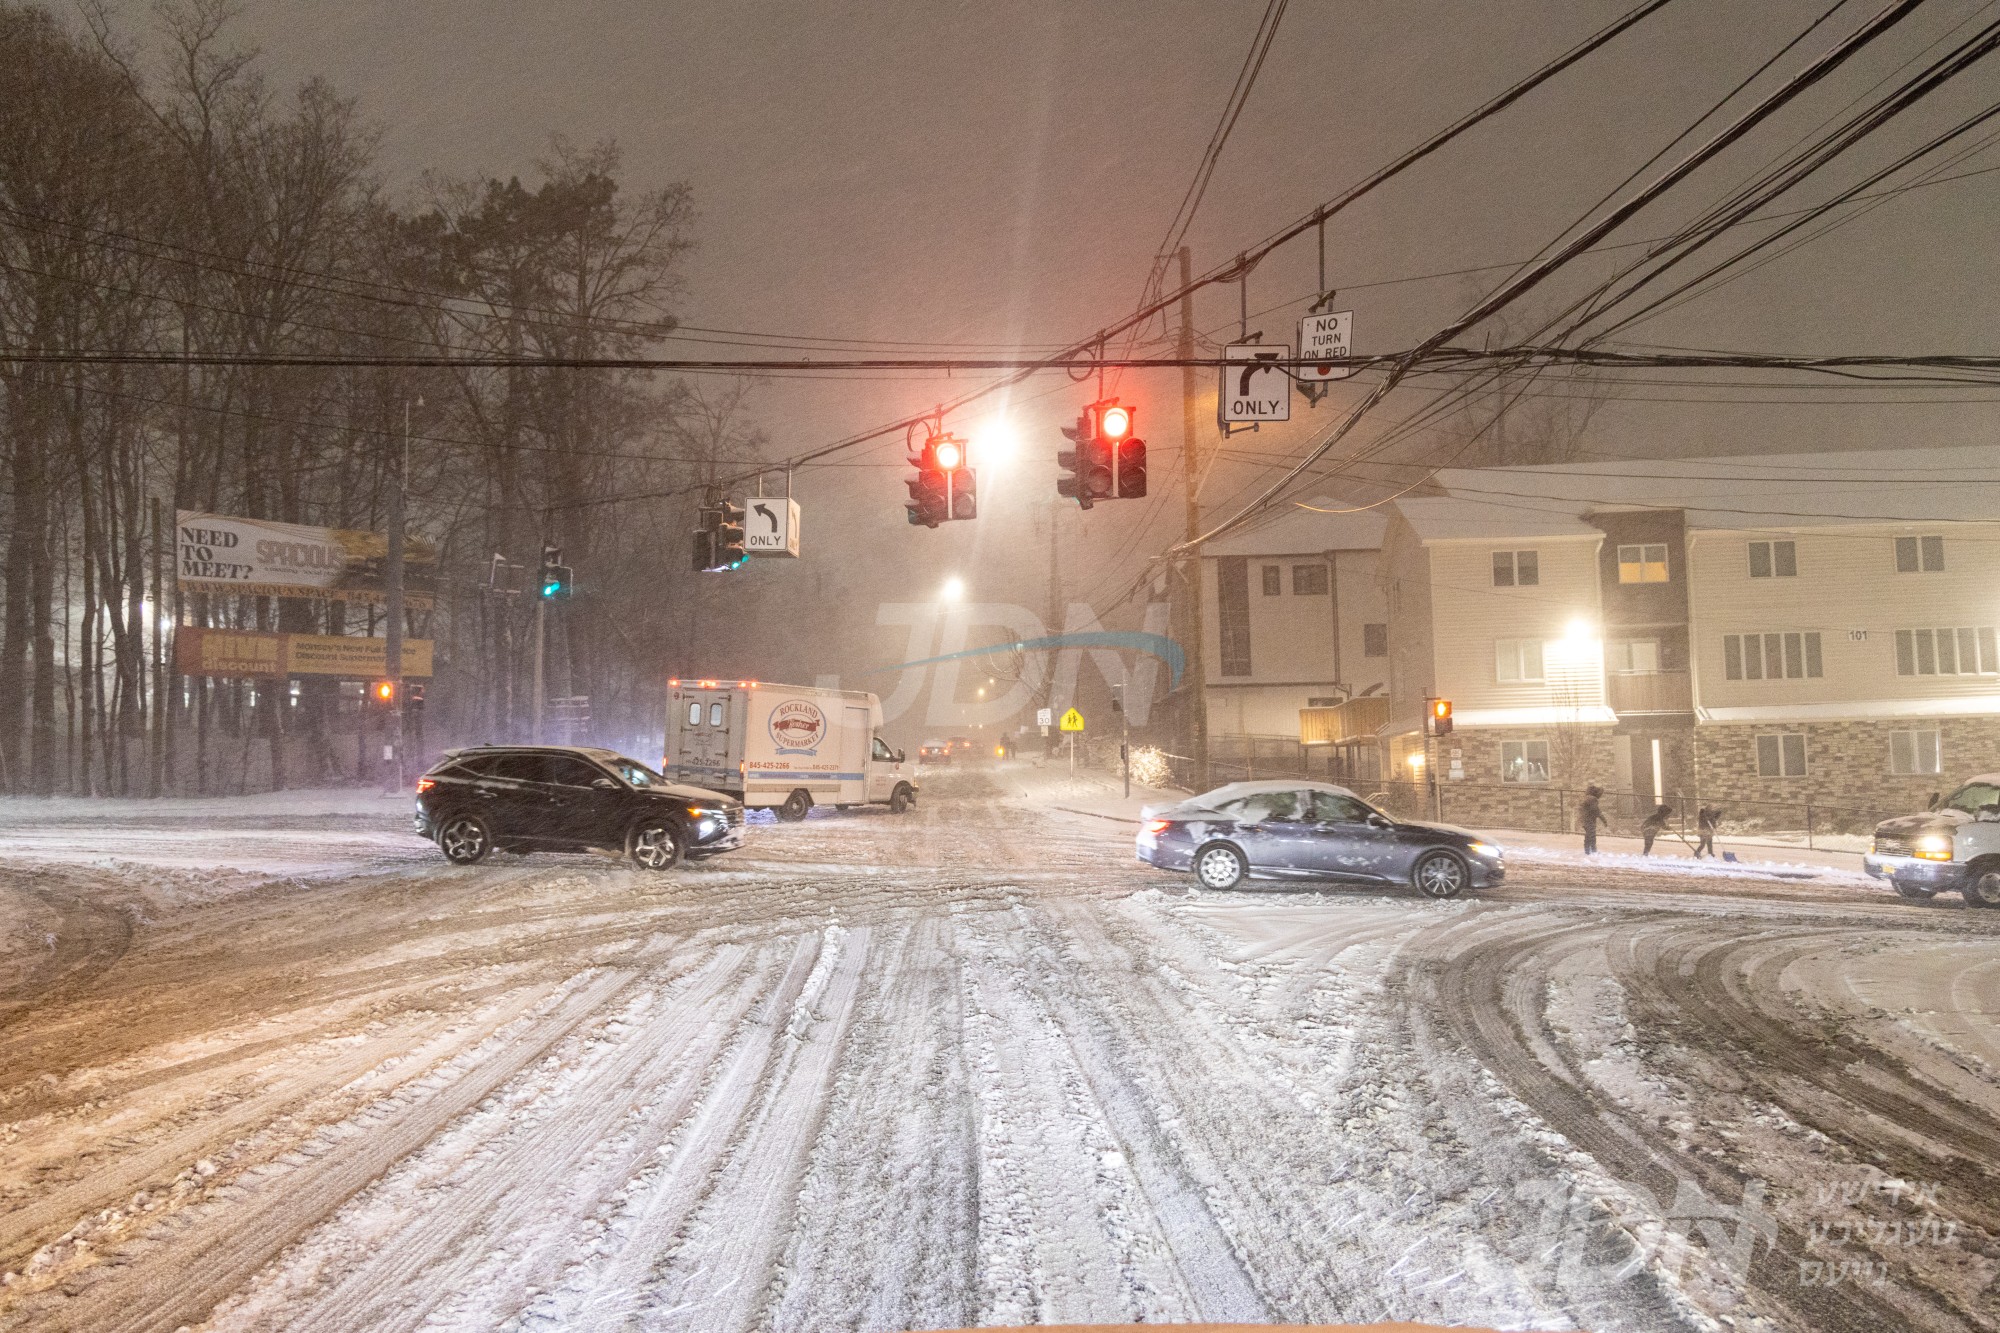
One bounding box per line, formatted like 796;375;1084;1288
0;771;1995;1332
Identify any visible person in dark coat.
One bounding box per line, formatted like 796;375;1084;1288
1640;803;1674;855
1578;784;1606;854
1695;804;1723;858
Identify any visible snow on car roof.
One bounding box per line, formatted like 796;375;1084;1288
1197;779;1361;801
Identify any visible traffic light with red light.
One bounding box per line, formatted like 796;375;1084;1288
1058;400;1142;507
906;435;975;527
1430;698;1453;736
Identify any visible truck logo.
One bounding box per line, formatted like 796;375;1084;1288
769;700;827;755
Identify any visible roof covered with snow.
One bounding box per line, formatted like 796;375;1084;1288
1203;502;1387;556
1424;445;2000;533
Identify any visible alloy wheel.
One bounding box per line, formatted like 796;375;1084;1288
440;817;488;864
1415;852;1467;899
1195;845;1245;890
631;822;681;871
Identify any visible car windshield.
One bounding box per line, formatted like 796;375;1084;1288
606;755;664;788
1944;782;2000;814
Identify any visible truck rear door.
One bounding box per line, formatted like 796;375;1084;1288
668;687;738;792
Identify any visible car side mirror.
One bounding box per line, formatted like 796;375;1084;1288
895;750;906;764
1980;804;2000;822
591;777;618;790
1366;812;1392;830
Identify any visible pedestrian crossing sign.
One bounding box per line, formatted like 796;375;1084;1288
1059;708;1085;732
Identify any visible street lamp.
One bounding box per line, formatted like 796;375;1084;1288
941;576;965;601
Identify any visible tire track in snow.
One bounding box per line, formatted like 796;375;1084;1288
9;965;641;1333
957;904;1250;1325
1409;906;1945;1333
761;916;979;1333
220;944;764;1331
532;926;855;1329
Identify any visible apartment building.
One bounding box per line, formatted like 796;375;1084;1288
1377;446;2000;821
1199;507;1388;778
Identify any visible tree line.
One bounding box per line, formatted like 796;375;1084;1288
0;1;757;796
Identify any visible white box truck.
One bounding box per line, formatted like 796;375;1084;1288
663;679;918;822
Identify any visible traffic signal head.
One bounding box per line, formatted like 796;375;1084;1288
1431;698;1453;735
1058;402;1136;507
905;467;949;527
373;680;395;703
539;564;573;598
691;523;715;572
1116;438;1147;498
950;467;977;520
932;436;963;471
715;500;747;569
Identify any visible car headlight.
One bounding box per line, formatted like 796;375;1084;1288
1468;841;1502;858
1914;834;1953;861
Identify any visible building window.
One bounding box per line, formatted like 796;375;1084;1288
1218;557;1252;676
1492;550;1539;587
1362;623;1388;658
1890;729;1942;776
1756;733;1807;778
1495;638;1546;684
1895;535;1945;573
1608;638;1660;674
1500;739;1551;783
1617;544;1669;583
1895;626;1998;676
1261;564;1282;596
1292;563;1328;596
1748;540;1796;578
1723;631;1821;680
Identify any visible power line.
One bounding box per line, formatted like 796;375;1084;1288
1162;0;1941;557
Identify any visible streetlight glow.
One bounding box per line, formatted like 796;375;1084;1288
941;576;965;601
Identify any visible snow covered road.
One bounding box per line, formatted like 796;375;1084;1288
0;768;1995;1331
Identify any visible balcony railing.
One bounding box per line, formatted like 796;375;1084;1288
1299;695;1390;744
1607;669;1692;714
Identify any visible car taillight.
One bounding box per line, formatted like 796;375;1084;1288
1144;818;1171;834
416;777;435;793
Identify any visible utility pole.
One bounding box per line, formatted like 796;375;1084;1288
1043;502;1060;755
385;393;418;791
1178;246;1209;790
532;544;551;743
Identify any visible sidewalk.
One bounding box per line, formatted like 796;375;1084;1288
1001;759;1188;824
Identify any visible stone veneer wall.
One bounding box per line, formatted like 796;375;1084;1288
1410;724;1620;831
1689;717;2000;832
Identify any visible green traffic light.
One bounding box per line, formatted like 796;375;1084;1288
543;581;561;596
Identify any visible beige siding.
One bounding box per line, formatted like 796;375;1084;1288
1201;549;1389;737
1690;523;2000;716
1426;535;1607;717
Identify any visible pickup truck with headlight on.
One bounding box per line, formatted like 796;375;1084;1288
1864;773;2000;907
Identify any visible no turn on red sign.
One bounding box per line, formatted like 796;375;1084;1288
1298;310;1354;382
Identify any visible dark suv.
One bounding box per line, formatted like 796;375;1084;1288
415;745;743;869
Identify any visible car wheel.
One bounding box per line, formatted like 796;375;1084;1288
437;814;492;865
1962;870;2000;908
889;785;912;814
1193;842;1247;891
1892;878;1936;900
628;819;684;872
1413;850;1469;899
777;789;812;822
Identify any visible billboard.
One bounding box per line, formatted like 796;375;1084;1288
176;511;436;606
175;628;433;679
